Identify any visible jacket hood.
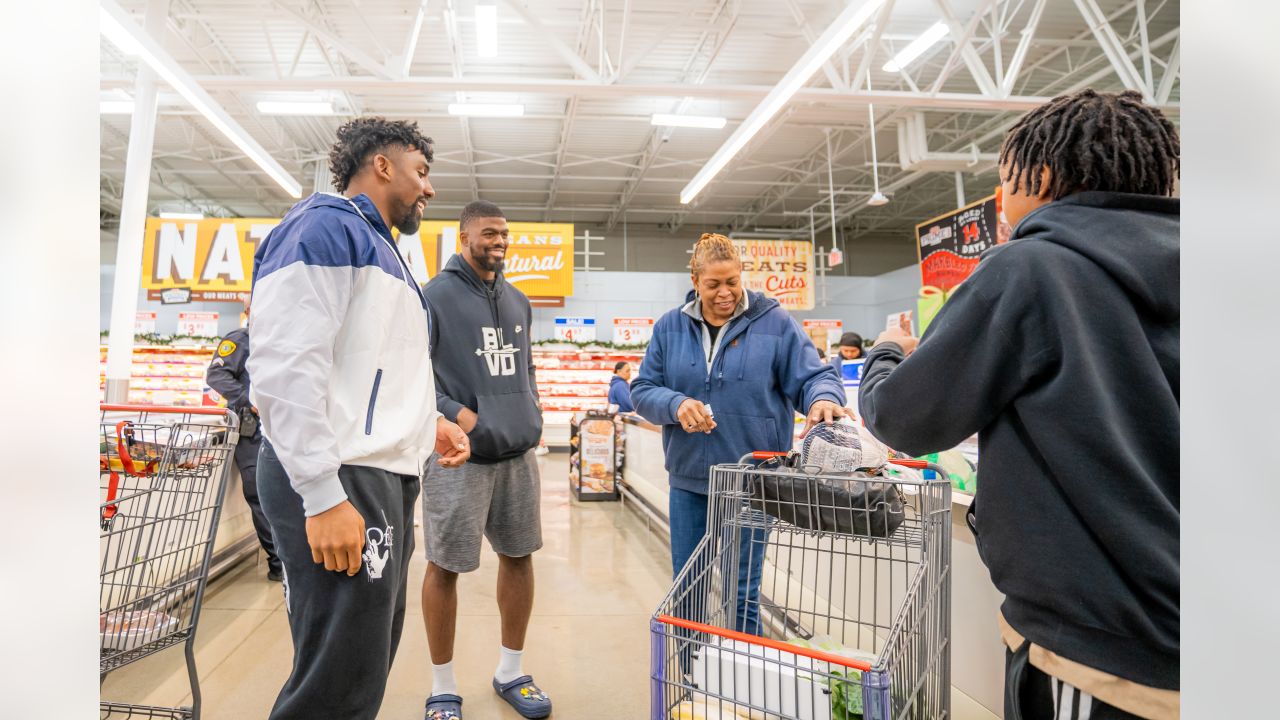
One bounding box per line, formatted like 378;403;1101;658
1012;191;1179;319
441;252;506;298
290;192;393;241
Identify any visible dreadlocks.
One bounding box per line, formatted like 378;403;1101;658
999;89;1180;200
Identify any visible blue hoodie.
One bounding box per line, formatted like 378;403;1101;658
608;375;635;413
632;289;844;494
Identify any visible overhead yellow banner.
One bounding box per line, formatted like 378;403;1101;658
141;217;575;299
732;239;814;310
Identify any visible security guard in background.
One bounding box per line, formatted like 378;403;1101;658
206;306;282;581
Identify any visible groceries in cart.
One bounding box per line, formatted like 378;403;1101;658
100;609;181;652
748;421;907;539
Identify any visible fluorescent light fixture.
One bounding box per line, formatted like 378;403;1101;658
651;113;727;129
99;0;303;199
475;3;498;58
159;211;204;220
256;100;336;116
680;0;885;205
100;100;135;115
882;21;950;73
448;102;523;117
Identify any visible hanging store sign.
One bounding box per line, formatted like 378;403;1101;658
732;239;815;310
613;317;654;345
177;312;219;337
141;217;575;300
554;317;597;342
915;194;1003;333
802;319;842;352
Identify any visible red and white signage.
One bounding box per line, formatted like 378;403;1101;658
802;319;843;352
177;312;219;337
134;312;157;334
613;317;655;345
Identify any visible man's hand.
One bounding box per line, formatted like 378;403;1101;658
676;398;717;434
456;407;478;434
802;399;849;437
305;500;365;576
435;416;470;467
875;327;920;356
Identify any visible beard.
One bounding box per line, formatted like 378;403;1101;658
471;245;505;273
392;201;423;236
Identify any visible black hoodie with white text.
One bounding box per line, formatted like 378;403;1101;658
424;253;542;464
859;191;1179;690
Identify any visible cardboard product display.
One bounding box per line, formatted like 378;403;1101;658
568;410;624;501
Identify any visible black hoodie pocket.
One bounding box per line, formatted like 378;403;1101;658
470;390;543;460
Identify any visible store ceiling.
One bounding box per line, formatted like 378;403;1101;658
100;0;1180;253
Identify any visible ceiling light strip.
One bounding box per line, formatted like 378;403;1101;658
100;0;303;198
679;0;886;204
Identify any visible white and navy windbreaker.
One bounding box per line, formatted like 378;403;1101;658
247;192;439;516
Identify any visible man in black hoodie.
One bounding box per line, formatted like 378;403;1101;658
859;90;1179;720
419;201;551;720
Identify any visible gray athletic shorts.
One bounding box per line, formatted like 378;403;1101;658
420;449;543;573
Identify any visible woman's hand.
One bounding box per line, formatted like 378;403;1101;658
802;399;848;437
676;398;717;434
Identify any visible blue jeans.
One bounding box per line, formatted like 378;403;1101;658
669;487;767;635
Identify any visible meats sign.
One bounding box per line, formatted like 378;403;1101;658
732;239;814;311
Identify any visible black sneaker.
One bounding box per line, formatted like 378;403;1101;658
267;569;283;582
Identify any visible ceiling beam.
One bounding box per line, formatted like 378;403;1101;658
502;0;603;83
1000;0;1048;96
1071;0;1149;98
271;0;394;79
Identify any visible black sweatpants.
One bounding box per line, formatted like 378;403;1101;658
257;440;419;720
1005;643;1145;720
233;431;281;574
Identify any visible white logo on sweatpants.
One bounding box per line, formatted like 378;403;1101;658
476;327;520;377
364;510;394;581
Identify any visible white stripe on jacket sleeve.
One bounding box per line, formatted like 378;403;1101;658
248;261;352;516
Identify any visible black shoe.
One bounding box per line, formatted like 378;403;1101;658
267;569;283;582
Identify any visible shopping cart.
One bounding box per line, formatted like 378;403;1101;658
99;404;240;720
650;450;951;720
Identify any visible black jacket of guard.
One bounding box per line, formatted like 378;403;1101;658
859;191;1179;690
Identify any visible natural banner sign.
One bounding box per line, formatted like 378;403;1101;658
732;239;814;311
142;217;575;300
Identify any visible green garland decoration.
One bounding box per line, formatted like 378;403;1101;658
531;338;648;352
100;331;222;347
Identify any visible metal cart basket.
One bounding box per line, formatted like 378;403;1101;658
651;452;951;720
99;404;239;720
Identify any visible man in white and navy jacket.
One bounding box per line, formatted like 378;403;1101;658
248;117;470;720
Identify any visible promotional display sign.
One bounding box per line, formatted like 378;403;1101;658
732;239;815;311
802;319;842;353
915;195;1003;333
142;217;575;301
554;317;596;342
177;312;219;337
134;312;157;334
613;317;654;345
569;412;622;501
885;311;914;336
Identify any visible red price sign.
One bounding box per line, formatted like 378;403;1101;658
613;317;654;345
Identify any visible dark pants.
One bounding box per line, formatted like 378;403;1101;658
233;432;281;574
257;440;419;720
1005;643;1144;720
669;486;767;635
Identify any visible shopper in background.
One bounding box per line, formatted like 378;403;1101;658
858;89;1179;720
632;232;846;635
419;200;550;720
608;360;636;413
205;302;282;582
827;331;864;375
247;117;470;720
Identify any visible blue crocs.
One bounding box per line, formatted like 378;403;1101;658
493;675;552;719
424;694;463;720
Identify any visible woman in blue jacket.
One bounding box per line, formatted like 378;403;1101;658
632;233;846;634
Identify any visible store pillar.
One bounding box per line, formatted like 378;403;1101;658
103;0;169;402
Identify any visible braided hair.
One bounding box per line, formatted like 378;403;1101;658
999;89;1180;200
690;232;741;276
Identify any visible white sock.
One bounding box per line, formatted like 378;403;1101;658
430;661;457;698
494;646;524;684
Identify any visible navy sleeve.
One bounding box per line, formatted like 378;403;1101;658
775;313;845;413
206;334;251;411
631;318;686;425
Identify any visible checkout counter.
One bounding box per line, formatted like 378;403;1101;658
615;413;1009;717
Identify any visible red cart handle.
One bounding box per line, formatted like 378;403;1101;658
101;404;232;416
888;458;929;469
751;451;790;460
655;615;873;672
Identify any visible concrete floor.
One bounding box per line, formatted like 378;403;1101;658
101;452;998;719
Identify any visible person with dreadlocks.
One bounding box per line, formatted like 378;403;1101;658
858;89;1179;720
248;117;470;719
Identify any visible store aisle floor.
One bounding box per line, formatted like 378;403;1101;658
102;452;998;719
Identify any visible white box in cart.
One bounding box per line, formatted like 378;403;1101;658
691;638;830;720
